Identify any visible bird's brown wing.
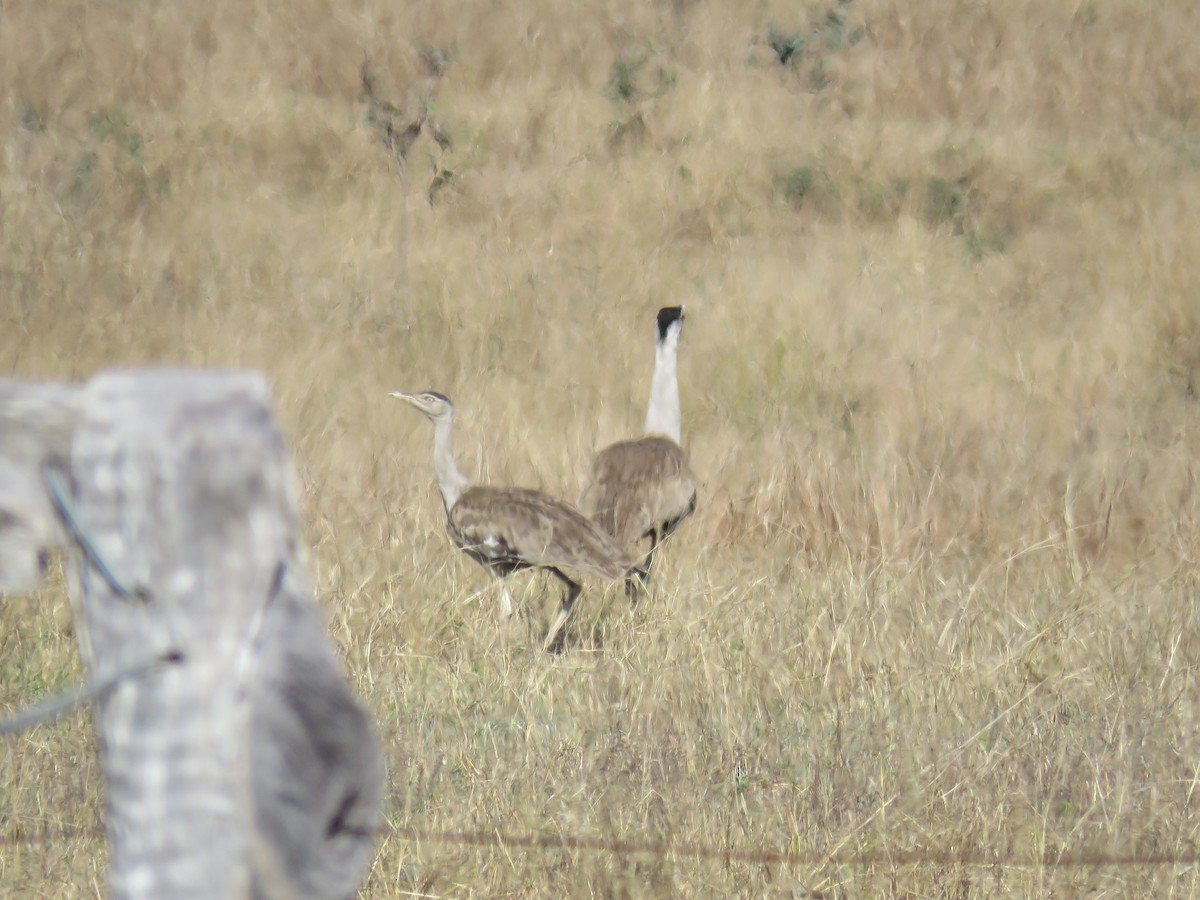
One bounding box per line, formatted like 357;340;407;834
581;436;697;546
450;486;632;580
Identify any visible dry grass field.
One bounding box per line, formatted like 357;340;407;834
3;0;1200;895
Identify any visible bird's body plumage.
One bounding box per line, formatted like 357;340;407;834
581;307;695;595
448;485;632;582
581;436;696;550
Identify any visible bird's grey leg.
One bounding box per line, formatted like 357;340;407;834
626;530;660;602
643;528;661;578
543;568;582;654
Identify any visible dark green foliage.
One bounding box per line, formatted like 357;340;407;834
53;107;165;210
606;52;676;106
772;158;1011;259
88;109;142;162
963;223;1012;259
775;162;843;217
20;100;46;133
67;152;99;203
767;25;805;66
64;107;170;206
774;164;841;217
359;55;453;166
925;176;975;229
855;176;911;221
428;167;455;204
766;0;864;88
924;174;1011;258
604;47;675;153
778;165;817;205
608;54;643;104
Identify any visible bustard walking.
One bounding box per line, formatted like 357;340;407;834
391;390;634;652
581;306;697;597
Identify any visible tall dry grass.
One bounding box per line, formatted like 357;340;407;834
4;0;1200;895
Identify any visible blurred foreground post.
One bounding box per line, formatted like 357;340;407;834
0;370;384;899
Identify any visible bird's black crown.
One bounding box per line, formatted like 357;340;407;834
656;306;685;340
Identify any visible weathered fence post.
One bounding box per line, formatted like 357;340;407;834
1;369;384;898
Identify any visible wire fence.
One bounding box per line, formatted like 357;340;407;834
5;376;1198;887
3;820;1199;871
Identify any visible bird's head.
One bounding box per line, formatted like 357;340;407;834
656;305;686;344
388;390;454;422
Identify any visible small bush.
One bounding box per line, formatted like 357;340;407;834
765;1;864;88
767;25;805;66
925;176;976;231
774;164;841;217
606;52;676;106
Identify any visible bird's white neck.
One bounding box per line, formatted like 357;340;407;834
643;329;681;442
431;413;470;511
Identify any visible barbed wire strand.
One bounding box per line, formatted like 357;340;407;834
9;463;1196;874
41;459;148;603
0;649;184;736
2;821;1198;870
0;463;183;738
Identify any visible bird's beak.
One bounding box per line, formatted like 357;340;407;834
390;391;438;417
389;391;422;410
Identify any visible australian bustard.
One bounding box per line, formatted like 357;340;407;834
581;306;697;597
391;390;634;652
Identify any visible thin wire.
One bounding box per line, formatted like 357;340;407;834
0;824;104;846
3;821;1200;871
380;825;1200;870
9;459;1195;873
0;649;183;736
41;458;150;603
1;458;179;736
